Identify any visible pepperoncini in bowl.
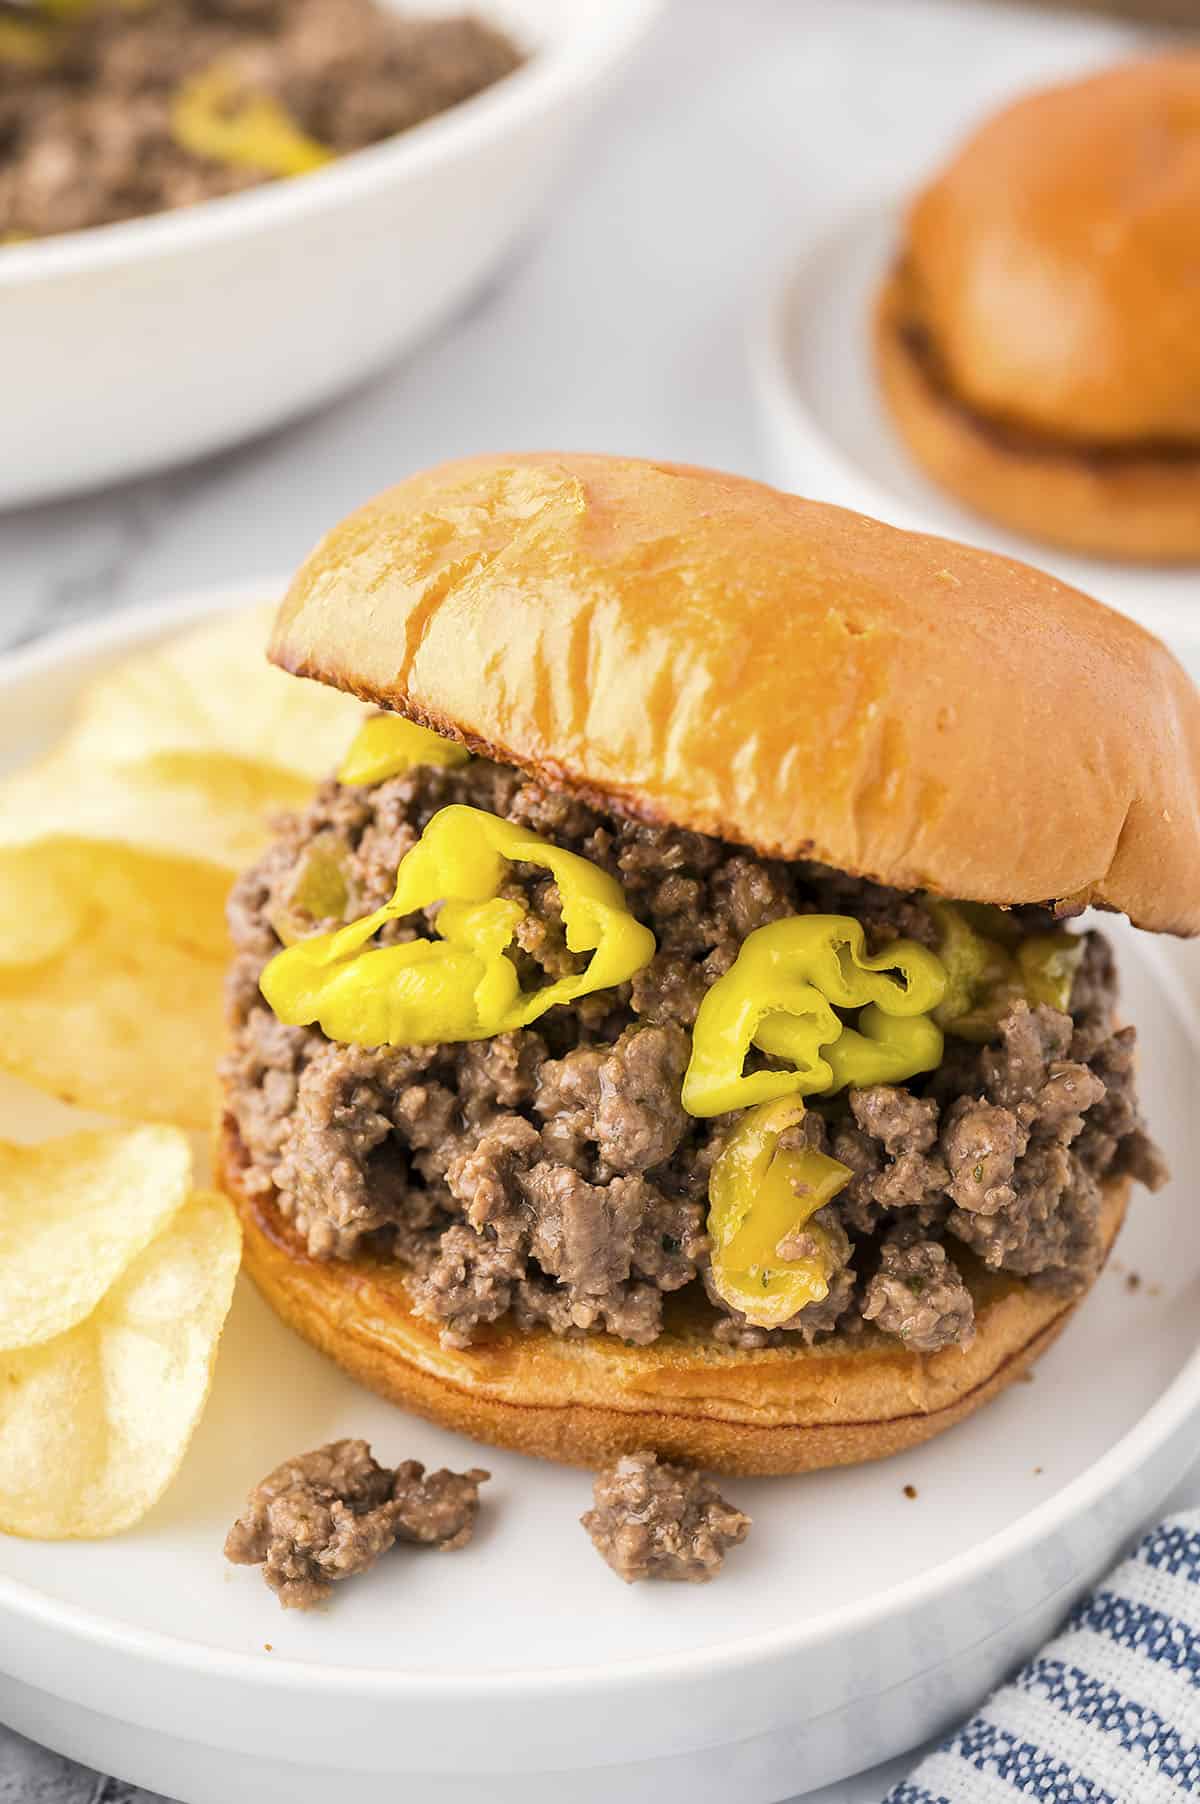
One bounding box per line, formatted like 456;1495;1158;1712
0;16;56;66
707;1098;852;1329
1;0;103;61
260;804;655;1046
171;65;334;179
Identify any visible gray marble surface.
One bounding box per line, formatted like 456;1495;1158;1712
0;1732;157;1804
0;0;1179;1798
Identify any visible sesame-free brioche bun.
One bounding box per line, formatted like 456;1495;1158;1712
269;452;1200;936
874;266;1200;565
905;54;1200;448
877;54;1200;562
218;1121;1128;1477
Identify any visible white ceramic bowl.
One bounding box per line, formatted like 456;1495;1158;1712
0;0;661;508
748;199;1200;656
2;591;1200;1804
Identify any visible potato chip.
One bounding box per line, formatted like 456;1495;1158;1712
0;1189;241;1538
66;601;365;785
0;830;231;1129
0;1125;192;1351
0;835;232;967
0;901;228;1131
0;747;304;887
0;844;88;967
0;601;362;1126
0;604;363;891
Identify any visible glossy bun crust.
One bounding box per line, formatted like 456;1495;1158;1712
270;453;1200;936
879;53;1200;562
219;1120;1128;1477
905;54;1200;446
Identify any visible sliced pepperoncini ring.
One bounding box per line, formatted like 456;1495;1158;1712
931;902;1084;1042
708;1098;852;1329
170;65;334;178
338;716;470;787
680;915;947;1118
259;803;655;1047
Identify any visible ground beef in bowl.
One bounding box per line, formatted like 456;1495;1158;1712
0;0;523;241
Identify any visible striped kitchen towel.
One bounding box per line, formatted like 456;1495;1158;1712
888;1513;1200;1802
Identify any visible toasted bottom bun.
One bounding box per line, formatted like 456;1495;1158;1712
217;1119;1128;1477
874;267;1200;566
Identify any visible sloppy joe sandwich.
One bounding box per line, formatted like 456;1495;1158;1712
875;53;1200;563
217;453;1199;1476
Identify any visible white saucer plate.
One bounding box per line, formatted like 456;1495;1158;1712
1;592;1199;1804
748;199;1200;657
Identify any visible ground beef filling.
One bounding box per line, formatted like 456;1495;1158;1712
224;1438;488;1608
1;0;522;241
222;756;1166;1357
582;1451;750;1584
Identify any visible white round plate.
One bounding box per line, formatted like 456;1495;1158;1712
749;199;1200;653
2;592;1200;1804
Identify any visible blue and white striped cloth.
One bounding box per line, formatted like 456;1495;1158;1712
888;1514;1200;1802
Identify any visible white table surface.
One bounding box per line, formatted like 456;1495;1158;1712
3;0;1196;1797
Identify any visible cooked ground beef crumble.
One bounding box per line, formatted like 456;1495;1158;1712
222;751;1166;1358
582;1451;750;1584
224;1438;488;1608
1;0;522;241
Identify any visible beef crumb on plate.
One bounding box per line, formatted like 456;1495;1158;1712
225;1438;489;1609
582;1451;751;1583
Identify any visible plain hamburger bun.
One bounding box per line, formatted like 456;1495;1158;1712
875;54;1200;563
225;453;1192;1476
875;265;1200;565
270;453;1200;935
218;1120;1129;1477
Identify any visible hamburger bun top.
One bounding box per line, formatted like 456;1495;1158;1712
905;53;1200;445
270;453;1200;936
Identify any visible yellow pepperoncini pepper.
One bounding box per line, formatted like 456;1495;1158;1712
170;66;334;179
37;0;104;17
338;715;470;787
1;0;150;68
267;835;352;947
260;804;655;1046
1019;935;1086;1011
680;915;947;1118
707;1097;852;1329
0;16;54;65
931;903;1084;1042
